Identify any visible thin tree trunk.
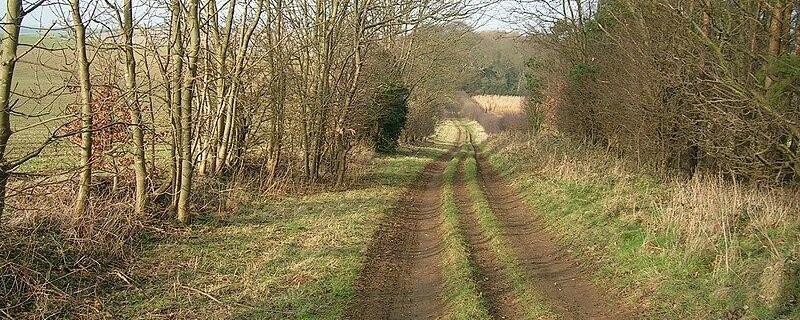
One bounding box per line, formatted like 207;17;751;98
702;0;712;38
750;2;762;73
266;0;285;185
0;0;22;218
208;0;236;174
123;0;148;215
164;0;183;211
177;0;200;223
71;0;93;216
795;0;800;56
768;2;786;57
765;3;784;88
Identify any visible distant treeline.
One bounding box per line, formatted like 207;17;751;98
461;32;531;96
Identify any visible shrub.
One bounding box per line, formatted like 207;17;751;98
374;86;410;153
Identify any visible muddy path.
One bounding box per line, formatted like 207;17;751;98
452;151;522;319
347;129;463;319
349;121;627;319
471;139;627;319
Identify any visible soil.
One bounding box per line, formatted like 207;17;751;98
452;153;522;319
473;147;627;319
349;123;628;319
347;131;461;319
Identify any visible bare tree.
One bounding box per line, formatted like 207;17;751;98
70;0;94;215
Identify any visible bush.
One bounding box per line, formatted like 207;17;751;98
374;86;410;153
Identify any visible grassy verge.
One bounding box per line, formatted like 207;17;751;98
102;146;446;319
479;129;800;319
461;142;556;319
440;157;492;320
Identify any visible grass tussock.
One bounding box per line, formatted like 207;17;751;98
481;129;800;319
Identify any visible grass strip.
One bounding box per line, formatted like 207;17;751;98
439;156;492;320
105;147;445;319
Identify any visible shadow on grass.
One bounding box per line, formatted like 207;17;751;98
107;187;401;318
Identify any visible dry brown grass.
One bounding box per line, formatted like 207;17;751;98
0;183;149;318
456;93;528;133
482;129;800;317
471;95;526;117
660;175;800;257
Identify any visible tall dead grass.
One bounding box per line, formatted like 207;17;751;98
471;95;526;117
484;130;800;313
456;93;528;133
1;182;148;318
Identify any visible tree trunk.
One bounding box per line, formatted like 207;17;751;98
701;0;712;38
71;0;93;216
162;0;184;212
177;0;200;223
208;0;236;175
0;0;23;218
765;2;785;88
123;0;148;215
768;3;785;57
266;0;285;185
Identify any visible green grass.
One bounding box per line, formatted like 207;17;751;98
103;146;446;319
440;157;492;320
480;130;800;319
6;33;173;173
461;142;556;319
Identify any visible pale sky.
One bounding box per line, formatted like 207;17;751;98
2;1;514;34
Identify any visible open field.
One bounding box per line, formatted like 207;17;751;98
471;95;526;117
8;34;174;173
456;93;527;133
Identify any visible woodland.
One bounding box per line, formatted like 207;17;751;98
1;0;799;318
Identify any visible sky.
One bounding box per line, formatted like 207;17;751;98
2;1;514;35
472;1;515;31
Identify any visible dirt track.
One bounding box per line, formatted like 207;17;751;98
453;152;522;319
347;129;461;319
349;122;626;319
473;150;624;319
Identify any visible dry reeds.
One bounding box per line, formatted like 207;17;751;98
455;93;528;133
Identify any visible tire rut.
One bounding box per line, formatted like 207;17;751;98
471;145;628;319
452;152;522;319
348;131;463;319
